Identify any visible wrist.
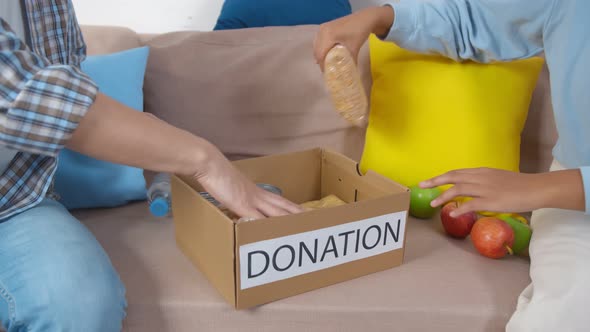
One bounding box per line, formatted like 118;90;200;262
371;5;395;38
530;172;552;209
187;137;216;178
534;170;585;211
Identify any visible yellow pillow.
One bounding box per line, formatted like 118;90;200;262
359;35;544;191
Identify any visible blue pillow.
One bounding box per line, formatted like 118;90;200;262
213;0;352;30
54;46;150;210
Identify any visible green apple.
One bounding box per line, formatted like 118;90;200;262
409;186;442;219
500;216;532;255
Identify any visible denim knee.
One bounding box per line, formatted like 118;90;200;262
0;200;128;332
27;270;127;332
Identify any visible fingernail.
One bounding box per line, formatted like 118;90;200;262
449;211;457;218
431;200;439;207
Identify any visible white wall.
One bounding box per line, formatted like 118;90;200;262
72;0;224;33
72;0;382;33
351;0;382;11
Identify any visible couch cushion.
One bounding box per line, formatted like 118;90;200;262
79;24;556;174
361;35;544;191
81;25;142;56
80;23;555;175
143;25;366;161
54;46;150;210
77;204;531;332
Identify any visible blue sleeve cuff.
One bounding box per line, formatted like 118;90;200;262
383;1;419;43
581;167;590;214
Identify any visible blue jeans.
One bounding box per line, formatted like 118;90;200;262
0;200;127;332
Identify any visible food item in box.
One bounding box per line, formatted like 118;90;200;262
323;44;369;127
301;194;347;210
199;183;282;221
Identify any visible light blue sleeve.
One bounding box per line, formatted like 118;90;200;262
385;0;557;63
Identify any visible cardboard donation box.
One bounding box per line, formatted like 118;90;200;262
171;148;410;309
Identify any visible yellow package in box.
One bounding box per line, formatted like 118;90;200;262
359;34;544;189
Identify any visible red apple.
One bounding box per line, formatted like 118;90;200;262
470;217;515;259
440;201;478;239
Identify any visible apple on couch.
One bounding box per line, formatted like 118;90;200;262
409;186;442;219
471;217;515;259
440;201;478;239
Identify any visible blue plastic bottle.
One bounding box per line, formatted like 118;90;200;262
147;173;172;217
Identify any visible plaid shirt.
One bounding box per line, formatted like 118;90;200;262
0;0;97;221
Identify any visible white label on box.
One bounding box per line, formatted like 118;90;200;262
239;211;407;290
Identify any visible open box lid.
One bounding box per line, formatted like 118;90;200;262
231;148;408;205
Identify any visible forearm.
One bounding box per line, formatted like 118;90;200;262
67;93;212;177
535;169;586;212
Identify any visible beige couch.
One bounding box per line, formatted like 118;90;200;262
77;25;557;332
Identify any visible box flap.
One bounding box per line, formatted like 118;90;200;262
320;149;408;203
232;148;323;204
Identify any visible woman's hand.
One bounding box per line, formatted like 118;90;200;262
419;167;585;217
195;144;303;220
313;6;394;70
